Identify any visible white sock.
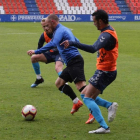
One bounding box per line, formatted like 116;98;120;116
73;97;79;104
36;74;42;79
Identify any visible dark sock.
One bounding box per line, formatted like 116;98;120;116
59;84;77;100
79;85;86;92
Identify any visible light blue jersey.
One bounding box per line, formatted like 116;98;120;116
35;23;80;65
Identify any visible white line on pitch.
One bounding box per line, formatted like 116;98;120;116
0;33;37;35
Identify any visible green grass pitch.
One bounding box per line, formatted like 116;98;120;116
0;21;140;140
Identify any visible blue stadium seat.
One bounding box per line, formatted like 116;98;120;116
115;0;131;14
28;11;40;15
24;0;39;15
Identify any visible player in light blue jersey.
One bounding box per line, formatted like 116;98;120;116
27;14;87;116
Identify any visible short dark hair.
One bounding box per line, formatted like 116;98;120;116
92;10;109;24
47;14;59;22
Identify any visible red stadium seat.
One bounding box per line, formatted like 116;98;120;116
9;9;14;14
45;10;49;14
19;9;24;14
54;10;59;14
49;10;54;14
113;10;117;14
102;6;106;10
40;10;44;14
106;7;110;11
24;10;28;14
138;10;140;14
5;9;9;14
59;10;63;14
118;10;121;14
108;10;113;14
77;3;82;6
104;3;109;6
14;9;19;14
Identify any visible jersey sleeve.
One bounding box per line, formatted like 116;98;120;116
35;39;55;54
38;33;45;49
68;32;116;53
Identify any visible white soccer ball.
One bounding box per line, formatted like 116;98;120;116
22;105;37;121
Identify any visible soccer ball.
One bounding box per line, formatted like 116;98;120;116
22;105;37;121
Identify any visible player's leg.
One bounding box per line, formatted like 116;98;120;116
55;77;80;103
30;54;47;87
84;70;118;124
93;70;118;122
93;96;118;123
55;68;83;114
55;61;63;76
82;70;118;133
54;54;69;85
82;84;110;134
95;96;112;108
68;55;86;114
54;54;64;76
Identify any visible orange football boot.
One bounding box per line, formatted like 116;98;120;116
71;100;83;114
85;113;95;124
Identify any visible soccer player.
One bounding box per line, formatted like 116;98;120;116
61;10;119;134
30;18;64;88
27;14;86;115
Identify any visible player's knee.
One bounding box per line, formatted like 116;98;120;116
55;77;65;88
31;55;37;63
55;79;60;88
55;66;59;72
75;81;86;91
55;62;63;72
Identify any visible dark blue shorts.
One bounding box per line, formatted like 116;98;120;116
43;50;64;64
88;70;117;93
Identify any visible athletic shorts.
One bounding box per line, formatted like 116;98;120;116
59;55;86;84
88;69;117;93
43;48;64;64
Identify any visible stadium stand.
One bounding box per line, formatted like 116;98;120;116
40;0;97;14
0;3;4;14
0;0;140;15
94;0;121;14
36;0;63;14
0;0;28;14
126;0;140;14
36;0;121;15
115;0;131;14
24;0;39;14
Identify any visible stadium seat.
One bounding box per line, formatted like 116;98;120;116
14;9;19;14
24;9;28;14
2;0;136;15
108;10;113;14
138;10;140;14
5;9;9;14
59;10;63;14
1;0;29;14
19;9;24;14
44;10;49;14
9;9;14;14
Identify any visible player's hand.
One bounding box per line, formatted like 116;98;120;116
27;50;35;56
60;40;70;49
